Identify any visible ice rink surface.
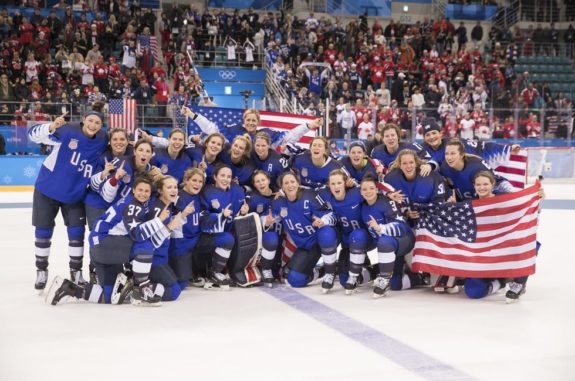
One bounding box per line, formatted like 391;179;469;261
1;184;574;381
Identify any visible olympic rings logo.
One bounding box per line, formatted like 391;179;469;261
218;70;236;80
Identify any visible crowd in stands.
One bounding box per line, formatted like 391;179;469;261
0;1;574;151
263;13;575;142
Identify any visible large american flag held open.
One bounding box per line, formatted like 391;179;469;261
187;106;317;148
109;99;136;134
412;182;541;278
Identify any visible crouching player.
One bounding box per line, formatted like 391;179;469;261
267;172;338;289
45;175;182;306
359;174;416;298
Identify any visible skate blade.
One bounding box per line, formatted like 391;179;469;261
505;297;520;304
203;282;230;291
131;299;162;307
372;290;389;299
322;288;331;294
264;282;273;289
345;288;358;295
445;286;460;294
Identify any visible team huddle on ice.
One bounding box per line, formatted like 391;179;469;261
29;102;541;307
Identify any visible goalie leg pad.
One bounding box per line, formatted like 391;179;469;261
228;213;262;287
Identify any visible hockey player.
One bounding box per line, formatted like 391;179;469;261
421;117;520;171
147;176;193;301
440;139;514;201
269;172;338;289
384;150;450;290
317;169;372;294
370;123;432;173
337;141;382;184
84;127;132;229
251;132;289;190
360;174;416;298
463;171;545;303
217;135;256;187
198;164;249;290
247;170;281;286
169;168;206;289
150;128;192;183
181;106;322;149
291;136;345;190
29;103;108;291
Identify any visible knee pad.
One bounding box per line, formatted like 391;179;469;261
35;227;54;240
67;226;85;244
377;236;398;253
287;270;309;288
262;231;279;251
349;229;369;252
215;232;235;251
317;226;338;254
464;278;490;299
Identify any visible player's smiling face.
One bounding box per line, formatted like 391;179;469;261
360;180;378;204
424;130;442;149
281;174;299;200
243;113;259;133
110;131;128;156
400;153;417;180
214;167;232;190
134;142;153;167
82;115;103;137
445;145;464;170
383;128;399;150
253;172;271;193
349;146;364;164
133;182;152;203
254;137;269;159
328;174;346;200
474;175;494;199
184;174;204;195
310;139;327;160
169;131;185;153
205;135;224;156
230;138;247;160
159;177;179;203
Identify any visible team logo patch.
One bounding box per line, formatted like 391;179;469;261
211;199;220;210
301;167;308;177
123;174;131;184
256;204;264;214
68;139;78;150
161;164;168;174
280;207;288;218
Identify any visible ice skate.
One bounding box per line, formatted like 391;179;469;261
45;276;79;305
373;274;391;298
433;275;459;294
111;273;134;305
70;269;88;286
204;272;230;291
505;282;526;304
344;274;358;295
131;281;162;306
321;273;335;294
190;276;206;288
262;269;274;288
35;269;48;292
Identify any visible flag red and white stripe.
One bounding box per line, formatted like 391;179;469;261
412;182;541;278
150;36;159;60
108;99;137;134
494;150;528;189
258;110;317;148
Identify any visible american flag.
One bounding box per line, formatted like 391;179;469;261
412;182;541;278
109;99;136;134
137;35;159;60
187;106;317;148
493;151;528;189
